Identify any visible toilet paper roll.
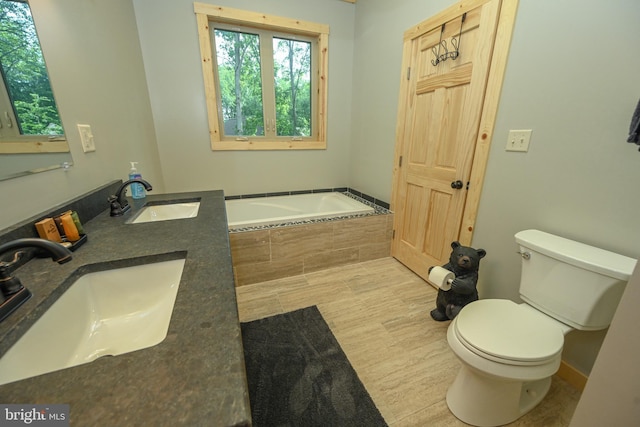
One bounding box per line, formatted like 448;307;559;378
428;266;455;291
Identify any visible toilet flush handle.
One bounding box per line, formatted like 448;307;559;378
517;251;531;260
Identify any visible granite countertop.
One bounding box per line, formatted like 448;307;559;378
0;190;251;426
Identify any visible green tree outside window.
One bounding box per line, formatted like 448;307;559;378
213;25;313;139
0;0;63;138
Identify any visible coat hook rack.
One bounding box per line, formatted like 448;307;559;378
431;12;466;66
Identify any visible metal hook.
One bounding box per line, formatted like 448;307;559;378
431;23;446;66
438;40;450;63
431;46;440;66
450;37;459;60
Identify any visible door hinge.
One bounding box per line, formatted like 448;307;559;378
406;67;411;80
398;156;403;167
392;229;396;239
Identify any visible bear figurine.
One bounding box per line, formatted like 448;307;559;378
429;241;486;321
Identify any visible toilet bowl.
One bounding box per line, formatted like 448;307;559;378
443;229;636;427
446;299;567;426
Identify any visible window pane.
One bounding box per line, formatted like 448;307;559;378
214;29;264;137
0;0;63;136
273;37;311;137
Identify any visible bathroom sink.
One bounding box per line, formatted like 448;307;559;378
0;258;186;386
129;202;200;224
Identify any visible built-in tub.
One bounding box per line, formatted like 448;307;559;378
227;191;393;285
225;192;375;229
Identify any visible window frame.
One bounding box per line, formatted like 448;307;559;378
194;3;329;151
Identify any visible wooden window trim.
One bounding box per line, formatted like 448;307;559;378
0;140;69;154
194;3;329;151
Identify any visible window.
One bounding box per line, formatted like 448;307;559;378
194;3;329;150
0;0;67;153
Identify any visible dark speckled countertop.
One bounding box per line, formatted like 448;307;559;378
0;189;251;426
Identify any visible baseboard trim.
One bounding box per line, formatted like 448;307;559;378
557;360;588;391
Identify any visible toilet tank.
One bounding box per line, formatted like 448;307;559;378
515;229;637;331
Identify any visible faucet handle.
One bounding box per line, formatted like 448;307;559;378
0;252;25;297
108;195;125;217
0;273;23;297
0;251;24;270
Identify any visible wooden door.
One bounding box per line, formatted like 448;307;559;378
391;0;517;282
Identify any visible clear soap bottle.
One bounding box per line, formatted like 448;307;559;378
129;162;145;199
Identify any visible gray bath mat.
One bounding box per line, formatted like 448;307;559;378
240;306;387;426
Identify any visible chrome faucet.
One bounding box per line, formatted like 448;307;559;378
0;238;73;322
108;178;153;216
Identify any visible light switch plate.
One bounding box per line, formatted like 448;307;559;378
506;129;532;152
77;124;96;152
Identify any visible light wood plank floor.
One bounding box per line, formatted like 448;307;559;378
235;257;581;426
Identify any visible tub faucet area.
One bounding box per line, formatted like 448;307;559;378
0;238;73;322
109;178;153;216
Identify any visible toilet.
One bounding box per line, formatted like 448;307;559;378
445;229;637;427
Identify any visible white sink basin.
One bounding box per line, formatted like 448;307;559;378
130;202;200;224
0;258;186;386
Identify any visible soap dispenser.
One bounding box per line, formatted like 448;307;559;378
129;162;146;199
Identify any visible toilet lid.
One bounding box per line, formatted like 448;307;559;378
454;299;564;363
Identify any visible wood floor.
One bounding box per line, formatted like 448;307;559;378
235;257;582;426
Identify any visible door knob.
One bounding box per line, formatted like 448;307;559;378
451;180;464;189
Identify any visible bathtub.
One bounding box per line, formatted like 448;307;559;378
225;192;375;229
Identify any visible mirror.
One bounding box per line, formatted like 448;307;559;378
0;0;73;182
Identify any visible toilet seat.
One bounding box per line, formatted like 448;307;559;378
454;299;564;366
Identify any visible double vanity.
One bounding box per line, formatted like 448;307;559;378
0;182;251;426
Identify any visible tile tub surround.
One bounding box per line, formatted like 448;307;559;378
231;213;394;286
0;188;251;426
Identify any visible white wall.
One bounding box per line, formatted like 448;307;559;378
131;0;356;196
0;0;163;230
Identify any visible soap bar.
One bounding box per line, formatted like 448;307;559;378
60;213;80;242
70;211;85;235
35;218;62;242
53;210;72;237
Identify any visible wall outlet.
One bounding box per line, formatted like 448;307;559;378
77;124;96;152
506;129;532;152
